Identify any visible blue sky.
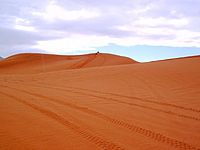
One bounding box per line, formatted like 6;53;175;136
62;44;200;62
99;44;200;62
0;0;200;61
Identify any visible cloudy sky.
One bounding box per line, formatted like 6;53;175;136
1;0;200;61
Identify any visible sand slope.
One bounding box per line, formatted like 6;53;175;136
0;53;200;150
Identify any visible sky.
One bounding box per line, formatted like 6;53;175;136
0;0;200;62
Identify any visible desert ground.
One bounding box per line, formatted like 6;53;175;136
0;53;200;150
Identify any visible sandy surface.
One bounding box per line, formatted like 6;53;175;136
0;53;200;150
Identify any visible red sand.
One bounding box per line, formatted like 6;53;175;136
0;53;200;150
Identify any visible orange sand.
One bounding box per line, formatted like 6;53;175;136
0;53;200;150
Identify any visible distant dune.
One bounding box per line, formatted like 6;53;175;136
0;53;136;74
0;53;200;150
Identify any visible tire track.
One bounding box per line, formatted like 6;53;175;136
6;80;200;114
1;85;199;150
7;83;200;122
0;90;125;150
68;89;200;122
68;86;200;113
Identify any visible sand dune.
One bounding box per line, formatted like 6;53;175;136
0;53;200;150
0;53;136;74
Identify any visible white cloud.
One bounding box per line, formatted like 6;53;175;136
133;17;188;27
15;24;36;32
14;17;37;32
33;34;111;53
32;1;100;22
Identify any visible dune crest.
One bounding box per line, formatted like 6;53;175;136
0;53;137;74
